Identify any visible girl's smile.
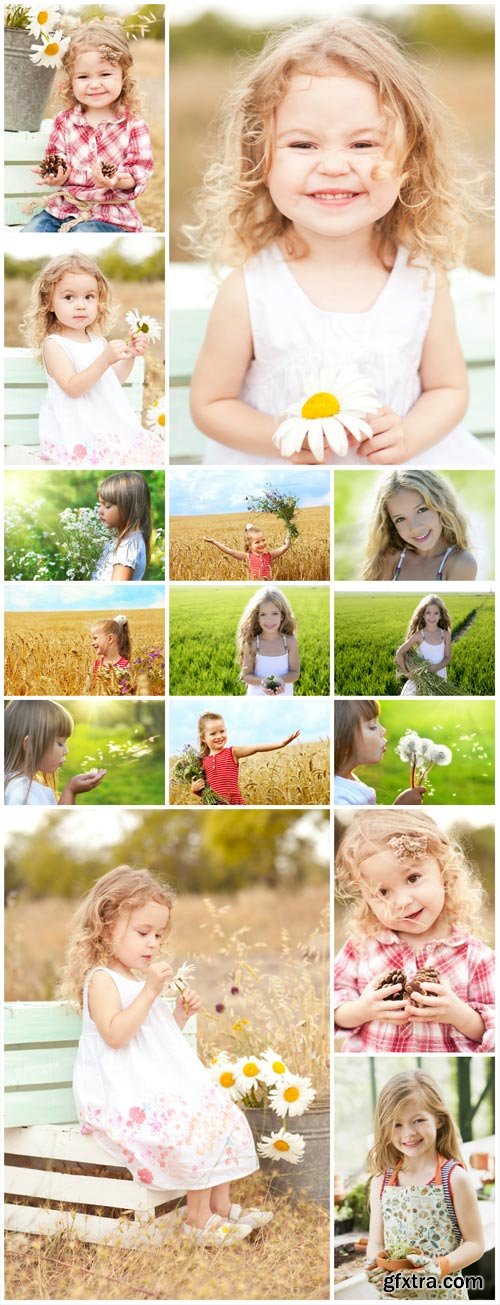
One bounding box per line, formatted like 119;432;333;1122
360;850;446;941
202;719;228;752
250;532;268;554
391;1098;438;1161
258;601;282;636
423;604;441;627
388;489;443;554
72;50;123;112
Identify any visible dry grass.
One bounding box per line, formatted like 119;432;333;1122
169;507;330;581
4;279;164;418
4;609;164;696
170;740;330;807
46;39;165;233
4;1179;330;1300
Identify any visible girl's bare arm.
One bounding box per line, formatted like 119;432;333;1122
281;634;300;684
204;537;246;560
43;338;130;399
190;271;280;457
395;631;421;669
111;564;134;581
399;275;469;458
442;1167;484;1271
233;730;300;759
88;970;157;1049
366;1174;385;1261
240;641;262;687
270;536;291;558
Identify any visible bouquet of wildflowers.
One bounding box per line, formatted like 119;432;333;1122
245;485;300;541
396;731;453;788
172;744;229;806
210;1046;315;1166
58;507;111;580
399;646;460;696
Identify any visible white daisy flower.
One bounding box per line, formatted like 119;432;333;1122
257;1127;305;1165
272;365;381;461
234;1054;265;1094
28;5;61;37
259;1048;289;1086
30;30;69;67
166;961;195;995
125;309;162;342
208;1056;242;1102
146;397;166;437
269;1073;316;1118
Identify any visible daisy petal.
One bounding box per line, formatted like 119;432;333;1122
272;418;308;458
323;418;349;456
340;414;374;442
306;422;327;462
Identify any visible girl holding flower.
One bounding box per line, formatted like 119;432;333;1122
334;809;495;1054
23;21;153;234
204;523;290;581
61;865;272;1247
237;588;300;696
84;615;132;695
21;253;164;467
334;700;425;805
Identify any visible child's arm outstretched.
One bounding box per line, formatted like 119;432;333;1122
43;337;134;399
232;729;300;758
358;273;469;465
269;534;291;559
203;536;246;561
88;960;173;1049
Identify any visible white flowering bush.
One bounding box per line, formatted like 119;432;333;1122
58;507;111;580
5;502;111;581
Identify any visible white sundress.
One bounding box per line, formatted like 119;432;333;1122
202;243;493;468
246;633;294;696
92;531;147;581
73;966;258;1192
39;335;165;468
400;637;447;698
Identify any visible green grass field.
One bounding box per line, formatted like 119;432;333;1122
334;593;494;695
342;698;494;805
169;586;330;695
54;712;165;806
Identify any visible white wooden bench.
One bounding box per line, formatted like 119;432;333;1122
5;1000;196;1245
169;262;495;463
4;349;145;466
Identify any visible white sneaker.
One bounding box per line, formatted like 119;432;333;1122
228;1203;274;1230
182;1212;253;1246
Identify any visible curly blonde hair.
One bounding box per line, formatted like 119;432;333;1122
405;593;451;639
20;254;114;356
367;1070;465;1175
59;21;141;116
237;587;296;667
58;866;175;1009
184;15;487;270
362;471;472;581
335;808;486;941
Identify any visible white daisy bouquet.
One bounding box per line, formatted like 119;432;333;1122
272;364;381;462
396;730;453;788
209;1047;315;1166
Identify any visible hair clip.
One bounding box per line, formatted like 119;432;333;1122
386;833;428;862
114;614;127;626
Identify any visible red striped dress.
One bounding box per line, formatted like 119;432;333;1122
248;552;273;580
202;748;245;805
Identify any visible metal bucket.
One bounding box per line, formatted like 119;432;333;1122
246;1095;330;1208
4;28;56;132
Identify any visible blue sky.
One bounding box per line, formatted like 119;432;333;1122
169;696;330;753
4;582;165;612
169;467;330;517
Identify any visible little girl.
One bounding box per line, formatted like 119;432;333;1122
237;588;300;696
365;1070;485;1299
362;471;477;581
396;596;452;698
60;865;270;1247
334;809;495;1054
4;700;106;805
23;22;153;234
191;713;300;805
21;254;164;468
334;700;425;806
92;472;152;581
187;16;492;468
204;524;290;580
84;615;131;695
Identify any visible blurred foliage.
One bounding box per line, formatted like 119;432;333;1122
4;469;165;580
171;6;493;60
5;808;328;898
80;4;165;39
4;241;164;283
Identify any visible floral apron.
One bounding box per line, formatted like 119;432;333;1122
380;1156;468;1300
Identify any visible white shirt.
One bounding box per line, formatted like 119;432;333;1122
334;774;376;806
4;775;57;806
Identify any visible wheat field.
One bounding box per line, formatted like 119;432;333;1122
169;507;330;581
5;610;165;696
169;739;330;807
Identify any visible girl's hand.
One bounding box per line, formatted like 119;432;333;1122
356;408;408;464
175;985;201;1022
191;777;205;794
144;960;174;996
358;977;409;1025
366;1261;388;1292
203;537;217;545
104;339;134;365
67;768;107;794
406;978;463;1024
32;163;69;187
262;678;285;695
394;786;426;805
129;334;149;357
279;729;300;748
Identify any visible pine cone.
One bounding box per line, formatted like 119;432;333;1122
405;966;440;1003
39;153;67;178
100;160;116;178
375;968;406;1000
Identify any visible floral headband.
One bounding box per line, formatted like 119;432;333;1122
386;833;428;863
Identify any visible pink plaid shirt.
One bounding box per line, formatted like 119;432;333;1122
43;107;154;231
334;928;495;1053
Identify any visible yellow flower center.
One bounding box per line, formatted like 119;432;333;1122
243;1062;259;1077
138;322;149;333
45;42;59;55
272;1060;286;1074
220;1071;235;1088
301;390;340;419
284;1086;300;1102
274;1139;290;1152
157;413;165;427
38;10;49;22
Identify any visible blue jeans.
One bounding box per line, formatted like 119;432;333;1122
22;210;125;233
